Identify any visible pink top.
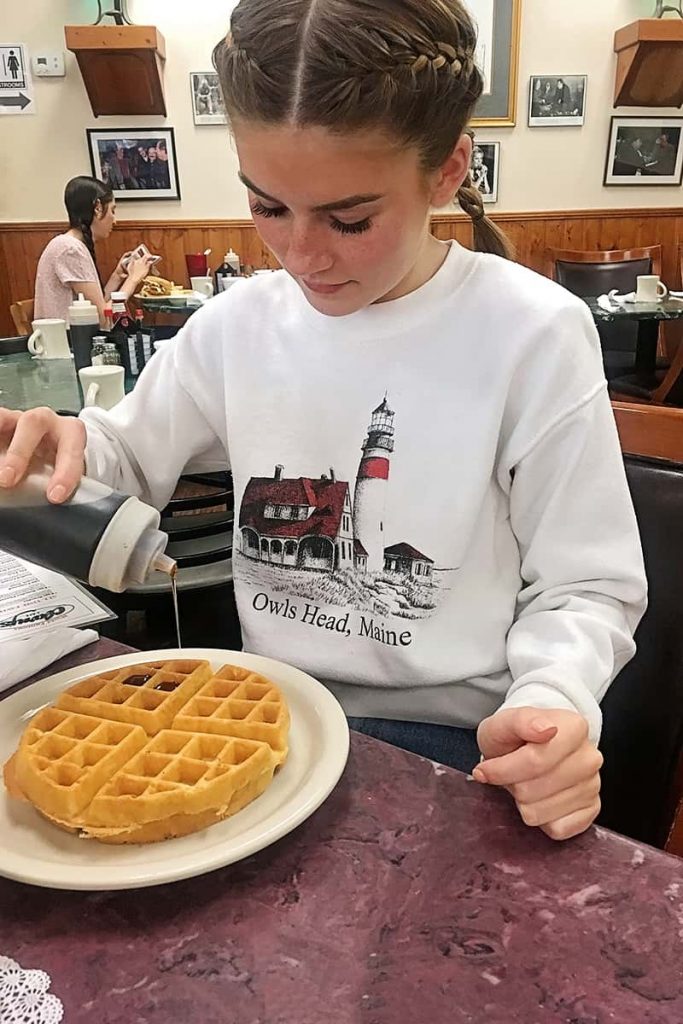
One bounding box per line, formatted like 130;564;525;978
34;233;102;321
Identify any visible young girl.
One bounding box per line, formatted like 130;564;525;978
33;176;154;325
0;0;646;841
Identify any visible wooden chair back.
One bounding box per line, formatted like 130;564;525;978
613;400;683;461
9;299;34;336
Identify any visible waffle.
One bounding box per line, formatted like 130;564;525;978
3;660;290;844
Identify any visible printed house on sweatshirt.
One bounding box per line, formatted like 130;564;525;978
384;543;434;581
239;465;363;572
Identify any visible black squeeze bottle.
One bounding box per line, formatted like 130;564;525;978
0;467;175;593
67;294;100;375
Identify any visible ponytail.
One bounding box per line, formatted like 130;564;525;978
456;171;514;261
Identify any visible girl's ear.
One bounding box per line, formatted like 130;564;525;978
429;133;473;209
93;200;103;220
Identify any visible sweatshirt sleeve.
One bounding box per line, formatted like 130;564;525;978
498;305;647;744
81;310;229;509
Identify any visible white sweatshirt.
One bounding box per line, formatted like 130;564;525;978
82;242;647;742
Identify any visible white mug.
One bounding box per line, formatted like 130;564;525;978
79;365;125;411
28;319;71;359
190;276;214;298
636;275;668;302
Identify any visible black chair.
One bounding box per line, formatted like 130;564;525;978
93;471;240;650
599;453;683;848
544;246;666;383
0;335;29;356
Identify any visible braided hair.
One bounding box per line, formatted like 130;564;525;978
64;176;113;282
213;0;512;259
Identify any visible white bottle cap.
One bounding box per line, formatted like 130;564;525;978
67;293;99;325
225;248;241;272
126;527;170;584
110;291;127;302
153;552;177;577
88;495;164;592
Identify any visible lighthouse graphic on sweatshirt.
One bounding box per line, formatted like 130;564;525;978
236;397;440;619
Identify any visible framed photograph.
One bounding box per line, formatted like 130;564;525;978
468;0;522;127
528;75;587;127
470;141;500;203
190;72;227;126
604;117;683;186
86;127;181;201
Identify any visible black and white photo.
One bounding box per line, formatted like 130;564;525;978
528;75;586;127
86;128;181;200
604;117;683;186
470;142;500;204
190;72;227;125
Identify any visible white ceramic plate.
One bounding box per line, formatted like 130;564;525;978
0;648;349;891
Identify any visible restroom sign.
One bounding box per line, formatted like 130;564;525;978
0;45;26;88
0;44;35;114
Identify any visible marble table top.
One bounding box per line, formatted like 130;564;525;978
584;295;683;323
1;639;682;1023
140;298;199;317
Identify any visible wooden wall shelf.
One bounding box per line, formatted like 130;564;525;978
65;25;167;117
614;19;683;107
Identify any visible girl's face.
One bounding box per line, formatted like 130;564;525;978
92;198;116;240
232;122;470;315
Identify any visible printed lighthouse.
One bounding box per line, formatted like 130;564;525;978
353;397;395;571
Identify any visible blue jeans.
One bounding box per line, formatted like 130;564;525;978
347;717;480;774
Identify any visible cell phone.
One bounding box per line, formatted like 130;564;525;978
124;243;162;269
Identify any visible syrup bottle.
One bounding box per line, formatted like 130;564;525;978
0;466;175;593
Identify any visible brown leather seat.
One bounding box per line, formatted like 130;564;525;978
599;453;683;847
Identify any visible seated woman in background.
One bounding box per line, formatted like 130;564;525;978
34;176;154;326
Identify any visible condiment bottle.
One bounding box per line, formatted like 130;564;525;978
0;466;175;593
67;293;100;375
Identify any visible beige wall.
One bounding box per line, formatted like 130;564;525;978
1;0;679;222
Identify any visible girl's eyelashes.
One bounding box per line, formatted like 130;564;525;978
331;217;372;235
250;200;372;235
250;200;286;219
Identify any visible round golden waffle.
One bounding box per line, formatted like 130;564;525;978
3;660;290;844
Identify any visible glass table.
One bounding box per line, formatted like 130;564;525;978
584;295;683;387
0;352;136;413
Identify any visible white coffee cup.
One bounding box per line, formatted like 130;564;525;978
79;365;125;411
190;276;214;298
28;319;71;359
636;275;668;302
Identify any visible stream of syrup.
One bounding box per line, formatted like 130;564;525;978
170;564;182;648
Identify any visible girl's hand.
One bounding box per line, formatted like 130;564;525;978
114;251;134;279
125;254;156;287
475;707;603;841
0;407;86;503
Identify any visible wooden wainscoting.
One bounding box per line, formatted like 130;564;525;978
1;207;682;337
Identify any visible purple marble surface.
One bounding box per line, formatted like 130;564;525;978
1;642;683;1023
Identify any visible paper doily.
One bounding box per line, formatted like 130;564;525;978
0;955;64;1024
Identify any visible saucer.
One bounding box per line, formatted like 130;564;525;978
608;290;666;306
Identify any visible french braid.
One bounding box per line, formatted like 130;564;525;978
214;0;513;259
